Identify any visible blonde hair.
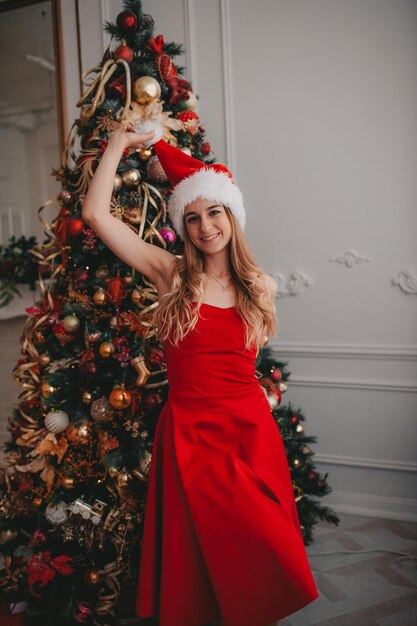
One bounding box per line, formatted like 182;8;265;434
152;206;278;350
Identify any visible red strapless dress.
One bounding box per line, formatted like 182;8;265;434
136;302;318;626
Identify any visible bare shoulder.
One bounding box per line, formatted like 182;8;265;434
262;272;278;301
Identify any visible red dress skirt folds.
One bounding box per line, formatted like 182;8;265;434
136;302;318;626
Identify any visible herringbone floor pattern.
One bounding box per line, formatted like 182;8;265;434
281;512;417;626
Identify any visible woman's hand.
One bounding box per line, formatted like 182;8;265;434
108;128;156;153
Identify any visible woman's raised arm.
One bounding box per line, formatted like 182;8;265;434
82;129;176;284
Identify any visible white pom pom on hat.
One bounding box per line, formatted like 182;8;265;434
133;119;246;240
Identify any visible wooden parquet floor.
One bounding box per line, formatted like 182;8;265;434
281;512;417;626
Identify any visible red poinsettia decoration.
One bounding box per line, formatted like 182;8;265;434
27;551;73;587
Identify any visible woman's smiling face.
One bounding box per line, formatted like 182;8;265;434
184;197;232;253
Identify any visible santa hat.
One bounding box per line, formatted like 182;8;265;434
133;119;246;239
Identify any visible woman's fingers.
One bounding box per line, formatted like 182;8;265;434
124;129;156;148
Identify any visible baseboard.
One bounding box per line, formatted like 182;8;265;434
322;490;417;522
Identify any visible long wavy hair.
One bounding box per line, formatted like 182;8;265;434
152;206;278;350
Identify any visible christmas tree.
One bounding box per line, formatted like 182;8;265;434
0;1;338;624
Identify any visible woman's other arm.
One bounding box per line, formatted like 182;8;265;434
82;129;175;284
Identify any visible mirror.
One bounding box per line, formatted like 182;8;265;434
0;0;66;244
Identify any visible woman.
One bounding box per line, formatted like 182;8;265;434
82;125;319;626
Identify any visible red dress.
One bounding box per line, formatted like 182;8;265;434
136;302;319;626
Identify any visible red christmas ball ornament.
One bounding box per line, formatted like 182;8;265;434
159;226;177;244
67;218;84;237
74;268;88;283
290;415;299;424
80;361;97;380
270;367;282;382
114;41;134;63
116;10;138;32
201;142;211;155
143;391;164;412
148;347;165;367
307;470;319;481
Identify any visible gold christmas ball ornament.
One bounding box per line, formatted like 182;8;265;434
99;342;115;358
32;497;43;507
93;288;107;305
121;168;141;187
296;423;304;434
85;569;100;585
147;155;168;182
109;384;132;409
278;381;288;393
39;352;51;366
62;314;80;333
133;76;161;104
131;288;142;304
113;174;123;192
95;264;109;278
44;409;70;433
138;147;153;161
82;391;93;404
41;382;55;398
0;529;18;543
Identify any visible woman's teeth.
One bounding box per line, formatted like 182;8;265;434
201;233;219;241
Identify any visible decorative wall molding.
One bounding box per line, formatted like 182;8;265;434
277;375;416;393
320;490;417;522
183;0;197;94
315;453;417;473
392;269;417;294
270;342;417;361
100;0;111;54
329;249;371;268
274;272;312;298
219;0;235;172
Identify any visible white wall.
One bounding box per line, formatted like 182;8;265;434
66;0;417;520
